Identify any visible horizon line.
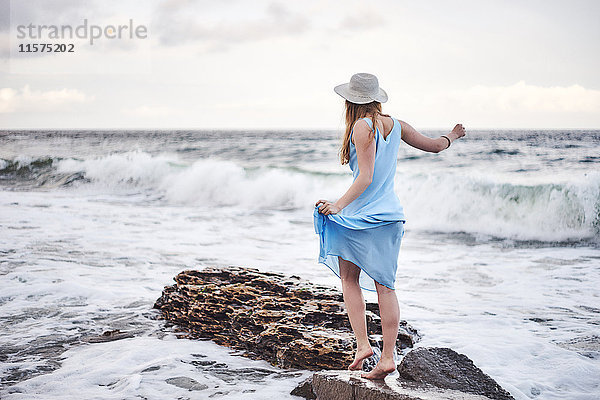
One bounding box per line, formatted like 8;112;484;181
1;126;600;131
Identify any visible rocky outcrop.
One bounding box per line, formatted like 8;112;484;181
290;375;316;399
302;347;514;400
310;370;497;400
398;347;514;400
154;267;514;400
154;266;419;371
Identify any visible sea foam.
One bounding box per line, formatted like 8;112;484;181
1;150;598;242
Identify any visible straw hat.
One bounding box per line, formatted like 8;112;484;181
334;72;388;104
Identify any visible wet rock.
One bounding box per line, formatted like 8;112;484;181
290;376;316;399
0;333;79;386
556;335;600;359
397;347;514;400
294;348;515;399
311;370;495;400
83;329;136;343
165;376;208;391
154;266;419;371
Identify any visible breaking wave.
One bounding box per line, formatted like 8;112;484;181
1;151;599;242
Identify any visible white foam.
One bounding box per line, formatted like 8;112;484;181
5;335;309;400
54;150;600;241
56;151;349;211
398;170;600;241
1;189;599;399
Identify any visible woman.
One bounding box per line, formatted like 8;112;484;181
314;72;465;380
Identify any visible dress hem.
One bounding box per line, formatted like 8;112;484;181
318;252;396;292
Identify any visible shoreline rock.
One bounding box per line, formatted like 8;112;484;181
298;347;514;400
310;369;499;400
154;267;514;399
154;266;419;371
82;329;137;343
397;347;514;400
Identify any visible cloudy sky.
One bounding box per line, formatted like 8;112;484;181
0;0;599;129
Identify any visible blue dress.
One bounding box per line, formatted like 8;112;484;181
313;116;406;292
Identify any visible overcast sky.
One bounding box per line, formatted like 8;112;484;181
0;0;599;130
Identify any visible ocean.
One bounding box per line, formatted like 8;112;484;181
1;128;599;399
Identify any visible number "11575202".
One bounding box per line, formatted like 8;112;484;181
18;43;75;53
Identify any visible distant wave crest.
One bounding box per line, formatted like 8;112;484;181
399;172;600;242
1;151;598;242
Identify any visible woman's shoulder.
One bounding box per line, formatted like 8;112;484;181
372;115;397;136
381;115;395;130
352;115;394;130
351;115;397;144
352;118;373;131
350;118;375;145
365;115;396;127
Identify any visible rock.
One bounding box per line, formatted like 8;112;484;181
297;348;515;399
154;266;419;371
311;370;496;400
556;335;600;359
397;347;514;400
290;376;316;399
165;376;208;391
83;329;136;343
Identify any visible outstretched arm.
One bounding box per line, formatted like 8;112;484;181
316;119;375;214
399;120;465;153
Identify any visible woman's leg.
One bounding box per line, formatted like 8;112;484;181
338;256;373;370
361;281;399;379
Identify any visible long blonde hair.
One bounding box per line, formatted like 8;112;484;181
339;100;390;165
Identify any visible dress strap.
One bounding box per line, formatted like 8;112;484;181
361;117;374;132
351;117;376;144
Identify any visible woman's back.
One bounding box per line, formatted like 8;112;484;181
342;116;405;221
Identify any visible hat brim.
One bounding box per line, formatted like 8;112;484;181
334;83;388;104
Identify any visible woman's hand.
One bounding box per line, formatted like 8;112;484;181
400;120;466;153
315;199;341;215
449;123;466;141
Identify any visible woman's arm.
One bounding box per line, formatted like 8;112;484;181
316;119;375;215
399;120;465;153
334;120;375;209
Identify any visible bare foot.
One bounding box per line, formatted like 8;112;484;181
360;357;396;380
347;346;374;371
